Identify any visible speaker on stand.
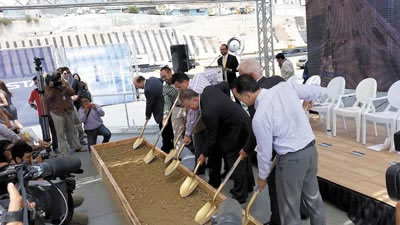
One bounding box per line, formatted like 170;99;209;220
170;44;190;73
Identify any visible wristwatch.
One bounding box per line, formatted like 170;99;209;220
1;208;23;224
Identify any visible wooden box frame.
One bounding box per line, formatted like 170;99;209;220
91;137;262;225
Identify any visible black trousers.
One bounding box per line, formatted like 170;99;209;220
226;150;254;202
159;117;174;154
39;115;58;151
193;129;207;173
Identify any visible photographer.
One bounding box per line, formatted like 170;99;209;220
78;95;111;151
60;68;86;146
45;71;84;156
3;183;35;225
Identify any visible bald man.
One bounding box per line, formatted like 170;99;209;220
233;59;284;225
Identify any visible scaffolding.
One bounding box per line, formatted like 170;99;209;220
1;0;275;77
256;0;274;77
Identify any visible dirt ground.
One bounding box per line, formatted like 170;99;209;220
97;141;213;225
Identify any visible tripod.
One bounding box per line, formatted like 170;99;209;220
34;58;51;146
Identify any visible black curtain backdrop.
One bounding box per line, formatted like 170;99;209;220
306;0;400;91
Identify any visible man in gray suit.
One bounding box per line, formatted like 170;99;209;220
133;76;174;153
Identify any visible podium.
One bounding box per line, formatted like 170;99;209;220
204;66;226;83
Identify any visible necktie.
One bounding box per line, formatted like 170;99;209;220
223;56;227;68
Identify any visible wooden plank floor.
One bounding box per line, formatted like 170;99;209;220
310;115;399;207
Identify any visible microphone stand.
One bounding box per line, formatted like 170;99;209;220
207;55;221;67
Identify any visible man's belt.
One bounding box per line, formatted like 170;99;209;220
299;140;315;151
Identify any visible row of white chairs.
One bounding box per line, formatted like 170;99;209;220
302;75;400;152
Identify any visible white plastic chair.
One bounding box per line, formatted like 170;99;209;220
305;75;321;86
362;80;400;151
332;78;377;142
287;75;298;87
311;77;346;132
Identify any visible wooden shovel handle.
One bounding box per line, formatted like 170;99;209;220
192;161;202;178
138;119;149;138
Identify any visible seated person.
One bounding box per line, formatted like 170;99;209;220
78;95;111;151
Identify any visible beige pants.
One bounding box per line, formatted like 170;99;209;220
171;107;186;143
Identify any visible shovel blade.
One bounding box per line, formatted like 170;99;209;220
195;202;216;225
143;150;156;164
132;138;143;150
180;177;199;198
164;160;179;176
164;150;177;164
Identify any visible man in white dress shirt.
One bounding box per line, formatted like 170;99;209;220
276;53;294;80
233;75;326;225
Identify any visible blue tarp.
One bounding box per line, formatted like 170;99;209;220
0;47;56;127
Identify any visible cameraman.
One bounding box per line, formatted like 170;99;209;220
3;183;35;225
45;71;83;156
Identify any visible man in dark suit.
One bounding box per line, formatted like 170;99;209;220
217;44;240;104
171;72;230;176
232;59;284;225
180;87;255;204
133;76;173;153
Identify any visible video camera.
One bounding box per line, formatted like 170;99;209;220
45;71;63;88
0;157;82;225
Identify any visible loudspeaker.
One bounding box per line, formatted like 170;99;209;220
170;44;189;73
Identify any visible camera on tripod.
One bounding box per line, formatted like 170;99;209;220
0;157;82;225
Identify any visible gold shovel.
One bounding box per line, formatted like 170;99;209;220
243;158;277;225
164;130;184;164
180;161;202;197
132;119;149;150
143;94;180;164
164;143;186;176
243;190;259;225
194;155;243;225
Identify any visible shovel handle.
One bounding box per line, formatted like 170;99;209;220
139;119;149;138
192;161;202;177
176;143;186;159
245;189;259;219
174;129;184;147
212;155;243;202
151;94;180;150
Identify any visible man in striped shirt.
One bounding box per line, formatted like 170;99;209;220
160;66;185;139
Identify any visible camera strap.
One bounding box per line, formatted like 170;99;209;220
86;108;92;120
0;208;23;224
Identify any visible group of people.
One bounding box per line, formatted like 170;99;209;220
134;44;326;225
30;67;111;156
0;67;111;175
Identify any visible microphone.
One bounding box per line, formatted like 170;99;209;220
208;55;222;67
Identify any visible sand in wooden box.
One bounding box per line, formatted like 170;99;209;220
96;140;216;225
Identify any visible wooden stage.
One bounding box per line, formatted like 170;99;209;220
310;115;399;207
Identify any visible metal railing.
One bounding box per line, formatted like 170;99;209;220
90;91;159;134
